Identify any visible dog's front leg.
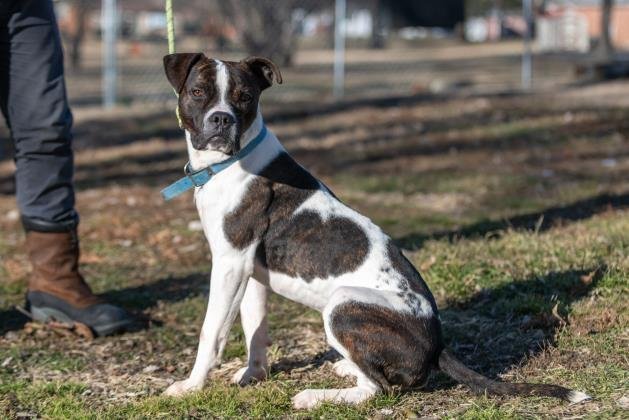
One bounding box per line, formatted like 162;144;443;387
164;257;251;397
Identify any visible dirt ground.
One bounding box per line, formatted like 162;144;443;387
0;70;628;417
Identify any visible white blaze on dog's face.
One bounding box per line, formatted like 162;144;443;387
163;53;282;156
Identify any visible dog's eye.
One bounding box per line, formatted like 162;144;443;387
191;88;204;97
240;92;252;103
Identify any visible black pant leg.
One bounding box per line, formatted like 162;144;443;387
1;0;77;232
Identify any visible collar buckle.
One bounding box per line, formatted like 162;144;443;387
184;162;213;187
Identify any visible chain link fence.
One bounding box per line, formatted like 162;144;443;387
55;0;598;111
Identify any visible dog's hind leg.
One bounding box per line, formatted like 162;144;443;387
292;375;379;409
292;286;440;409
232;277;270;386
292;287;387;409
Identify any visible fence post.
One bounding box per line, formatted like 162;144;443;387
102;0;117;108
333;0;346;99
521;0;533;90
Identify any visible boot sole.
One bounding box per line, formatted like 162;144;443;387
30;306;134;336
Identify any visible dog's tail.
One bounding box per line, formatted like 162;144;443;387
437;349;590;403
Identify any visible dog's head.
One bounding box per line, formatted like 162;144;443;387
163;54;282;155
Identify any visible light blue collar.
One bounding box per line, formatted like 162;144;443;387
161;125;268;201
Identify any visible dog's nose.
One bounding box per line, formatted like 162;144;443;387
209;112;235;130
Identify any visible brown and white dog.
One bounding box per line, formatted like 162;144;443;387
161;53;590;409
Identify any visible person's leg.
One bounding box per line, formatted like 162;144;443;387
1;0;134;336
4;0;75;229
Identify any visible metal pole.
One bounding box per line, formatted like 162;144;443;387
522;0;533;90
333;0;346;99
102;0;117;108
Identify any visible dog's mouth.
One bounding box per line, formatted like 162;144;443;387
208;134;227;145
193;134;239;154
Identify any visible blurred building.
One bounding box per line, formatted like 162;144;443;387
466;0;629;51
568;0;629;48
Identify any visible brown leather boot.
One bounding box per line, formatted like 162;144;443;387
25;230;135;336
27;230;102;307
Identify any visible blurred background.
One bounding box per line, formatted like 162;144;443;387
50;0;629;107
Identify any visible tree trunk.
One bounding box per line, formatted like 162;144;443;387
594;0;615;61
369;0;385;49
68;0;88;71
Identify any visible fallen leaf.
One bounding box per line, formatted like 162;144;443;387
48;321;74;330
420;255;437;271
551;303;566;326
74;322;95;340
580;271;596;285
143;365;160;374
188;220;203;231
4;258;29;281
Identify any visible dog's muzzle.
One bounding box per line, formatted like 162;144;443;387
197;111;239;153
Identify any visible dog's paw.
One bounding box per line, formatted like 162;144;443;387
163;379;202;397
292;389;323;410
231;366;267;386
333;359;360;378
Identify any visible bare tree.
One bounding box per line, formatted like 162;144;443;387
217;0;328;67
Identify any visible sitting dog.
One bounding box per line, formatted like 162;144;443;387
160;53;590;409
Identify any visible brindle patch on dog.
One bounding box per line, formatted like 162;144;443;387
386;240;438;315
223;179;272;249
330;301;443;392
224;152;370;280
262;210;370;280
224;152;317;250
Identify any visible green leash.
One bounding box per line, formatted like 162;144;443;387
165;0;183;128
165;0;176;55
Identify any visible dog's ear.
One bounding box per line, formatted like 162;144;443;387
163;53;204;94
241;56;283;90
